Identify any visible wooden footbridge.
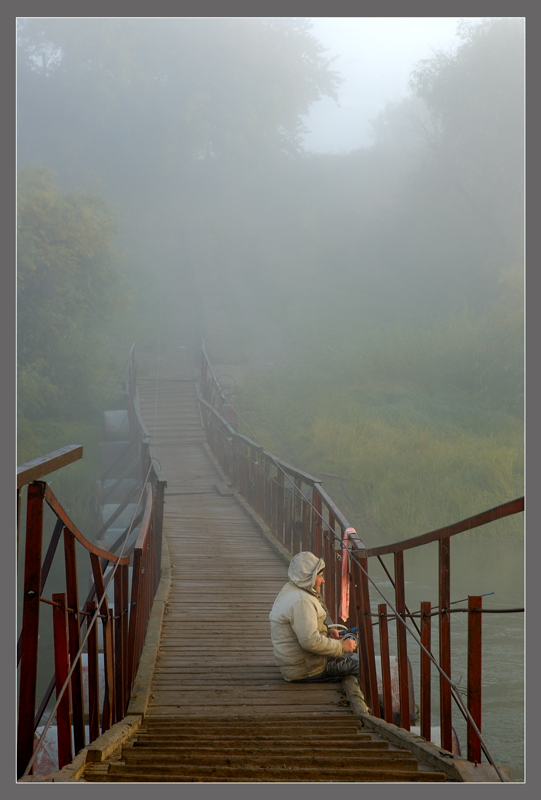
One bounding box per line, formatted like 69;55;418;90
17;344;523;783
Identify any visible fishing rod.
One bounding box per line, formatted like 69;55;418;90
202;362;507;780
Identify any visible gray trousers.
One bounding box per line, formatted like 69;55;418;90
292;653;359;683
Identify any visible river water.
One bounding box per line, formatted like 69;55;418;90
365;532;525;781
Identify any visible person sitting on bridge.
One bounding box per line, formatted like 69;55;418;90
269;551;359;682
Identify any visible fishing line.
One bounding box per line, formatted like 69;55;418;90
202;364;507;779
348;549;505;781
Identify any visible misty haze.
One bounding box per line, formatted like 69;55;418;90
17;17;524;780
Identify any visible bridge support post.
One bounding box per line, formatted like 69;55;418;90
17;481;45;779
439;537;453;752
63;530;86;755
86;601;100;742
313;491;323;558
52;592;73;769
420;600;432;742
394;551;411;730
378;604;394;723
467;595;483;763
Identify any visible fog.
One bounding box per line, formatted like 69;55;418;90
303;17;463;152
16;16;524;779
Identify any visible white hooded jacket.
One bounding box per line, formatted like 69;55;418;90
269;551;344;681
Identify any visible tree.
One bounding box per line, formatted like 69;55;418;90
17;165;122;419
17;17;342;186
409;18;524;259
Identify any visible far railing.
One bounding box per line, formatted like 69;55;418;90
198;343;524;770
17;346;166;780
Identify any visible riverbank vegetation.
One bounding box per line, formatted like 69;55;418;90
17;17;524;542
16;165;129;530
234;304;523;542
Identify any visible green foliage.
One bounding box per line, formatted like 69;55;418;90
17;165;123;420
362;275;524;415
235;295;523;543
409;18;524;261
16;17;524;551
17;17;341;182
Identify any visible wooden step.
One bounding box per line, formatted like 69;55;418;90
130;741;394;753
121;751;419;769
80;378;447;784
88;763;446;782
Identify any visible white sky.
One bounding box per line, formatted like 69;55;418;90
303;17;475;153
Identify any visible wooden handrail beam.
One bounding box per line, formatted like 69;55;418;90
356;497;524;559
17;445;83;489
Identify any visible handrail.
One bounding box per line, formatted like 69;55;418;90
197;394;322;487
357;497;524;558
199;345;524;776
17;345;166;780
17;445;83;489
43;484;132;562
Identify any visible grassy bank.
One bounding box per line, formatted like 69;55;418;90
234;312;524;545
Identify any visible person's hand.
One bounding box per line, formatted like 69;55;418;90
342;637;357;653
328;628;341;640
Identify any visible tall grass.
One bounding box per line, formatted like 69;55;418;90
234;304;523;545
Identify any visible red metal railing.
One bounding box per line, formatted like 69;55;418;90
198;344;524;769
17;460;163;778
17;346;166;779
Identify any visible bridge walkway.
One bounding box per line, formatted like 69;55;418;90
136;372;351;719
82;361;448;781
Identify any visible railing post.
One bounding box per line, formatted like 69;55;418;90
86;601;100;742
114;566;127;719
284;482;293;553
294;479;302;553
302;489;311;553
327;512;337;619
17;481;45;779
121;564;130;708
467;595;483;763
323;526;336;620
201;349;208;400
352;556;372;710
276;469;285;545
378;603;393;723
439;536;453;751
89;552;113;733
394;551;411;729
63;529;86;755
243;443;250;499
127;549;142;693
153;476;165;582
52;592;73;769
246;444;254;506
255;448;264;518
102;607;115;732
264;455;272;528
313;489;323;558
359;557;380;717
420;600;432;742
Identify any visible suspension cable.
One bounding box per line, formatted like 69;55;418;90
24;282;168;778
22;457;154;778
349;549;505;781
202;362;507;780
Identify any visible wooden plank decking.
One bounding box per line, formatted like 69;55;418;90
77;351;455;782
136;372;351;719
80;362;448;781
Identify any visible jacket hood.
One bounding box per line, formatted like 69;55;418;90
288;552;325;593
